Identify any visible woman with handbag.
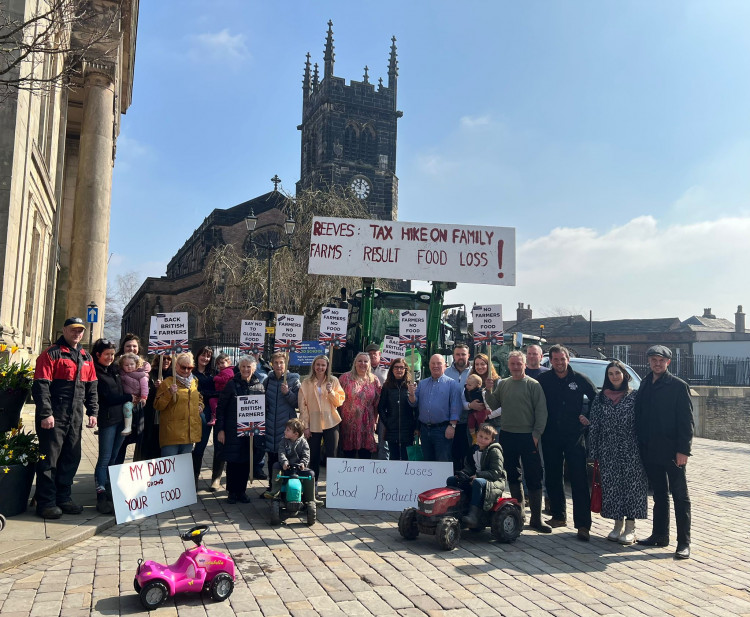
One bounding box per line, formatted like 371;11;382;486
588;360;648;544
378;358;417;460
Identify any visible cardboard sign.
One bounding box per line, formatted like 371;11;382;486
308;216;516;285
325;458;454;511
240;320;266;353
399;310;427;348
110;454;197;523
237;394;265;436
319;307;348;349
380;335;404;368
275;314;304;340
148;312;189;354
472;304;504;345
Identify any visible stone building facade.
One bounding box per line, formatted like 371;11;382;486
0;0;138;355
121;190;292;345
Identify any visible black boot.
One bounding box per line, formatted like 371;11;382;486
508;482;526;523
96;491;113;515
528;489;552;533
210;458;225;492
462;505;483;528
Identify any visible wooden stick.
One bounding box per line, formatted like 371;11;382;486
158;354;163;381
249;432;254;481
171;350;177;402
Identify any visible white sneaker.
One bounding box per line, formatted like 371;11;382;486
618;520;636;545
608;518;624;542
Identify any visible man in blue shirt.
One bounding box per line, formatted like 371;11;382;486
408;354;463;462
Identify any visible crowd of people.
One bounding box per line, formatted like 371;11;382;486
30;317;695;560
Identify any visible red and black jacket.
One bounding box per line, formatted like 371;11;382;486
32;336;99;420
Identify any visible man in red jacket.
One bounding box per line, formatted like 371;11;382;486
32;317;99;519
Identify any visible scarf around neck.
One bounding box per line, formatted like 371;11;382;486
176;373;194;388
603;388;627;405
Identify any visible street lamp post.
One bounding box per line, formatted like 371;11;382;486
244;208;296;311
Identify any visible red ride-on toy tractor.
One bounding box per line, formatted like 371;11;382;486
398;482;523;550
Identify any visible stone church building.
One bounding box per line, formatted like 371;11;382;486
0;0;138;356
122;21;402;344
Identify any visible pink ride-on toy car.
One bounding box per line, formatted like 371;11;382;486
134;524;235;610
399;484;523;550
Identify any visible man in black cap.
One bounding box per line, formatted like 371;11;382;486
32;317;99;519
635;345;694;559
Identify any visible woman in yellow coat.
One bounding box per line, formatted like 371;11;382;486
154;352;204;456
299;354;345;486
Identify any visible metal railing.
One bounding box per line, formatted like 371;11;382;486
615;351;750;386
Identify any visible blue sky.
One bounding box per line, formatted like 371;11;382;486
110;1;750;322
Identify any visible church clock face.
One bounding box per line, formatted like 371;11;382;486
350;176;371;200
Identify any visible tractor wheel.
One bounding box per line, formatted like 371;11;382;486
436;517;461;550
491;504;523;543
209;572;234;602
398;508;419;540
306;501;317;526
133;578;141;593
0;514;6;532
140;580;169;610
270;500;281;526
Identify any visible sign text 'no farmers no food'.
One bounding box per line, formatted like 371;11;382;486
308;217;516;285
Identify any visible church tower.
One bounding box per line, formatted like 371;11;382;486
296;21;402;221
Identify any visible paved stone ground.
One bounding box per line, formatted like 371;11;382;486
0;437;749;617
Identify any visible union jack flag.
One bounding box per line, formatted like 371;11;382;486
473;331;504;345
147;339;189;355
274;339;302;353
237;421;266;437
318;332;346;349
399;334;427;348
239;342;264;354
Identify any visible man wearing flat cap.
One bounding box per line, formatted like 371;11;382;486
32;317;98;519
366;343;388;385
635;344;694;559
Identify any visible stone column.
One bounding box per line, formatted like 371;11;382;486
65;62;115;340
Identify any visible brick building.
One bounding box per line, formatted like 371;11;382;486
121;21;402;343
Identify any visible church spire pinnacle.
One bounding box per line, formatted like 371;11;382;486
363;66;369;84
303;52;311;97
324;20;335;80
312;62;319;90
388;35;398;86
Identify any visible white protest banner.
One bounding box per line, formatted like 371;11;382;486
399;310;427;348
380;335;404;368
326;459;454;511
110;454;196;524
148;312;189;354
240;319;266;353
318;307;348;349
472;304;504;345
274;314;304;353
308;217;516;285
237;394;265;437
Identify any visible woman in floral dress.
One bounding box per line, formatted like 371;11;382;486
339;352;381;459
589;360;648;545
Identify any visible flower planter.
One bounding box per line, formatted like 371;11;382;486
0;390;29;433
0;463;35;517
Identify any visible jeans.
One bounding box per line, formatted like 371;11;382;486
500;431;543;491
192;413;211;477
420;423;453;462
447;475;488;507
451;423;470;473
161;443;193;456
309;426;340;479
95;423;127;491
